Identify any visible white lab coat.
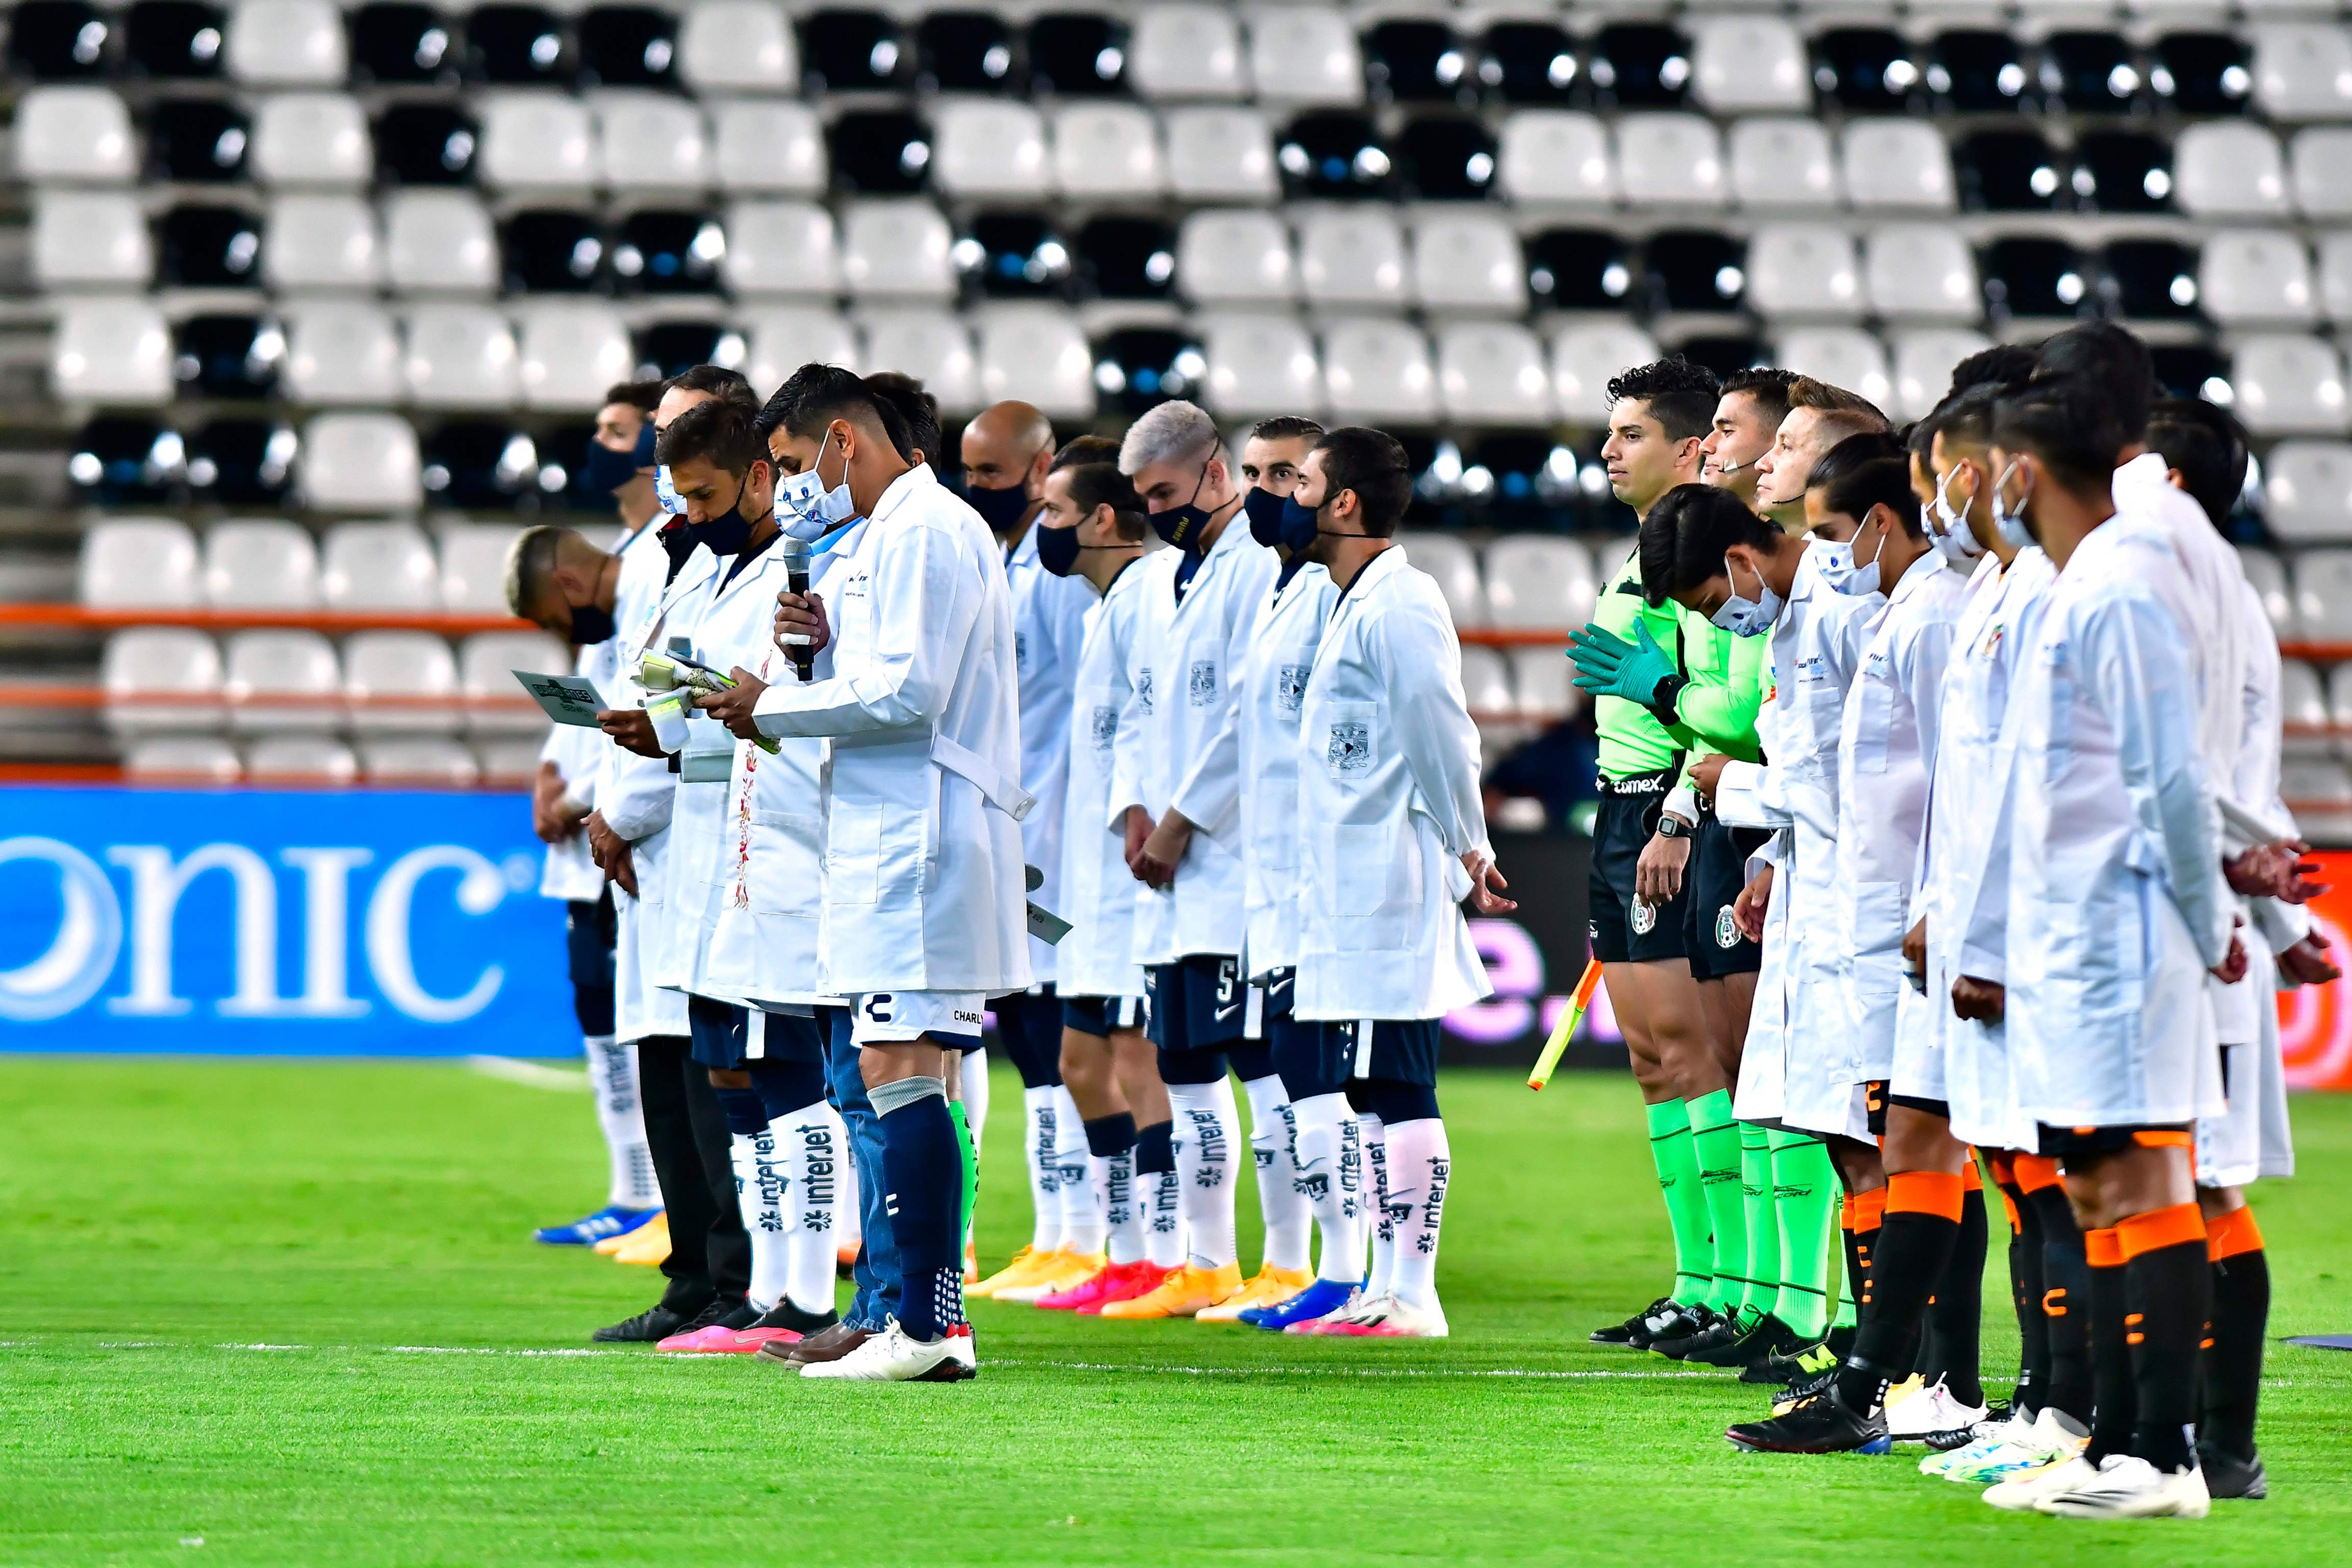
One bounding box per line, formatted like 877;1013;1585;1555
1004;518;1096;983
1294;546;1493;1023
1113;512;1282;966
1238;559;1340;980
751;464;1032;997
1055;556;1152;1000
2007;521;2232;1129
538;644;612;903
635;551;736;1000
1833;550;1968;1083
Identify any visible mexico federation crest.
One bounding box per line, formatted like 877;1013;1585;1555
1327;719;1370;775
1189;659;1218;706
1630;898;1656;936
1276;663;1309;714
1716;904;1740;948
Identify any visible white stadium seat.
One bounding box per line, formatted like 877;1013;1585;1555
517;304;633;411
460;630;570;734
301;414;424;512
1510;644;1581;724
1297;209;1406;308
933;100;1051;199
1132;4;1247;100
1244;6;1363;107
1729;117;1837;210
250;93;371;187
384;191;500;293
439;525;523;612
2237;545;2293;639
2236;336;2351;436
842;199;954;300
321;522;442;611
224;629;341;734
224;0;345;85
2330;664;2352;738
598;94;710;191
743;308;861;397
1616;114;1726;208
246;734;359;785
362;737;483;786
52;299;173;405
1486;536;1596;633
1460;644;1520;744
1552;322;1660;426
1865;224;1980;322
1200;313;1322;417
2280;659;2331;746
1689;15;1809;113
81;518;200;608
1054;103;1167;198
476;738;547;787
975;306;1096;421
125;734;243;781
34;191;151;287
1746;225;1862;320
1890;329;1994;421
1177;209;1295;303
282;301;405;405
104;629;225;734
1166;107;1278;201
478;94;598;191
2291;129;2352;218
677;0;798;92
725;201;841;298
1321;318;1435;424
14;86;136;182
859;310;980;415
2295;548;2352;638
1394;532;1486;629
2200;231;2319;326
1495;110;1614;206
2253;23;2352;120
2320;234;2352;324
1435;322;1555;426
263;194;381;290
344;631;462;735
2173;122;2290;218
1412;211;1526;314
711;101;825;195
2278;762;2352;841
1775;328;1893;411
2265;440;2352;541
1842;121;1957;211
406;305;523;410
204;519;319;608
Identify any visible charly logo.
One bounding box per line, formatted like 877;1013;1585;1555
1717;905;1740;948
0;838;123;1022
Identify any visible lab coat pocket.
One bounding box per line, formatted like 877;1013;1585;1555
1322;702;1378;782
2051;863;2146;1021
1850;880;1907;994
1078;682;1120;755
1852;658;1895;776
2039;641;2073;785
827;802;885;905
1334;819;1420;946
748;808;823;917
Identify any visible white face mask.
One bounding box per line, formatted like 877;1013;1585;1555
1711;553;1781;638
774;429;857;537
653;464;686;516
1806;538;1855;592
1833;516;1886;597
1991;456;2037;552
1927;462;1986;565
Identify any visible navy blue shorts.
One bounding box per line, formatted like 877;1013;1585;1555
991;985;1064;1087
1147;954;1245;1083
1270;1016;1441;1100
1062;994;1147;1037
565;895;616;1036
687;994;749;1069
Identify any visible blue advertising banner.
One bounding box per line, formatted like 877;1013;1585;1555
0;788;570;1055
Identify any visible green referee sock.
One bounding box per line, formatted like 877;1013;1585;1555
949;1100;978;1237
1647;1098;1713;1306
1739;1122;1779;1325
1768;1129;1837;1341
1687;1090;1747;1317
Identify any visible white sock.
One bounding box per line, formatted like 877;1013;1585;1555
1052;1086;1101;1254
1103;1148;1146;1265
731;1125;788;1314
1381;1116;1451;1310
778;1099;842;1316
586;1035;660;1208
961;1045;990;1160
1360;1111;1394;1298
835;1111;862;1252
1166;1077;1240;1269
1241;1073;1310;1272
1145;1166;1186;1269
1290;1092;1364;1285
1021;1085;1062;1253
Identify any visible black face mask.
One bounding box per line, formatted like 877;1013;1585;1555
965;480;1032;533
565;600;615;646
1035;521;1082;577
688;472;754;555
1150;455;1220;551
1242;486;1288;548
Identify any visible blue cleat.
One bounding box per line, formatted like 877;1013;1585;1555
535;1206;660;1246
1244;1277;1358;1331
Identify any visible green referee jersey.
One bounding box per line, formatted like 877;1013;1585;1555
1591;543;1685;781
1665;605;1766;771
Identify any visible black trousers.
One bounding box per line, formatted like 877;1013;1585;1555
635;1033;750;1312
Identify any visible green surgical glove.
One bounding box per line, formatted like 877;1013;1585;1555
1566;619;1677;705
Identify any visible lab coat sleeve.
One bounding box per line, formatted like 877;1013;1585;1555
1384;601;1492;860
750;519;978;739
1106;604;1147;829
1713;758;1793;829
599;743;676;843
1166;568;1266;842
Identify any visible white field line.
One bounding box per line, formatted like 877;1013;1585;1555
466;1055;592;1092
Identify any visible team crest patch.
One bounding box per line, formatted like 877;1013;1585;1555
1716;904;1740;948
1189;659;1218;706
1276;663;1309;714
1630;898;1656;936
1090;704;1118;750
1135;668;1155;714
1327;719;1371;774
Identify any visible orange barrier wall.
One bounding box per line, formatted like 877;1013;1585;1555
2282;851;2352;1091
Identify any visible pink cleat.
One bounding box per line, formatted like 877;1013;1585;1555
711;1326;804;1354
1061;1260;1170;1315
656;1322;746;1353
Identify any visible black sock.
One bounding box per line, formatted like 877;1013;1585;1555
2028;1184;2094;1426
2084;1230;2135;1465
1084;1112;1138;1158
2203;1238;2270;1462
2122;1218;2212;1473
875;1084;964;1342
1133;1118;1175;1176
1841;1181;1959;1411
2003;1181;2048;1416
1927;1186;1987;1409
712;1085;769;1138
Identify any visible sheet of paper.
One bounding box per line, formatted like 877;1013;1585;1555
1025;901;1072;946
513;670;605;727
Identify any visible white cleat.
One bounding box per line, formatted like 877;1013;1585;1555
2038;1455;2211;1520
1313;1291;1450;1338
1888;1376;1990;1446
1923;1411;2033;1479
1970;1406;2092;1495
797;1319;976;1382
1984;1454;2098;1512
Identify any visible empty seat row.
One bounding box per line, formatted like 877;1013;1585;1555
78;514;530;611
120;731;542;787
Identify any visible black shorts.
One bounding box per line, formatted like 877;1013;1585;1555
1587;774;1690;964
1062;994;1147;1036
565;894;617;1034
1270;1016;1441;1099
1684;815;1766;981
1146;954;1244;1081
2035;1122;2194;1160
991;985;1063;1088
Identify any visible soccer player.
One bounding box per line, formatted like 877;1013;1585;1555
1282;426;1513;1337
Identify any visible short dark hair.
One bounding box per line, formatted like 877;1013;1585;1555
763;362;912;461
602;379;663;412
1804;429;1903;494
1249;415;1325;443
661;363;755;408
654;396;765;476
2145;397;2248;531
1049;450;1149;543
1931;381;2008;451
2032;322;2154;453
1993;377;2118;496
1313;426;1413;537
862;371;936;464
1605;357;1722;443
1821;456;1926;540
1050;433;1123;473
1718;367;1799;428
1788;376;1890;432
1945;345;2038;400
1642;482;1776;605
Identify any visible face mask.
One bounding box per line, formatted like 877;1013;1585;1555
1991;456;2037;551
1711;553;1780;638
1277;495;1327;554
1929;462;1987;564
687;471;755;555
1243;486;1289;548
564;599;615;645
653;464;685;517
1035;521;1083;577
581;433;640;497
964;480;1031;533
776;429;858;534
1151;455;1219;551
1833;518;1885;597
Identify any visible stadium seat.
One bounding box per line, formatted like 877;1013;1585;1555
1028;11;1130;97
1392;115;1499;202
577;5;679;90
801;9;908;94
1811;26;1916;113
372;101;479;187
14;86;137;182
400;304;518;409
2237;545;2294;638
263;195;381;291
1296;209;1405;309
1474;18;1577;106
1553;322;1660;426
2264;440;2352;542
2200;231;2319;326
2279;659;2329;751
1728;117;1836;210
34;191;152;287
2173;122;2290;218
2072;130;2175;215
2319;235;2352;325
224;628;341;734
957;212;1072;300
70;414;181;506
709;101;825;196
223;0;344;84
1983;236;2095;322
1244;6;1362;107
2106;238;2204;324
2291;128;2352;219
1688;15;1809;113
475;737;546;787
344;631;462;735
126;734;245;780
1432;322;1549;426
1049;105;1161;200
1495;111;1614;206
599;94;710;191
2149;29;2252;114
1460;644;1520;745
479;94;597;191
1074;215;1179;301
1092;326;1206;417
469;4;573;88
2042;30;2148;118
1616;114;1725;208
437;524;521;612
675;0;795;90
1954;127;2068;212
1864;224;1980;322
1890;328;1994;421
1925;28;2027;116
743;307;860;396
1196;312;1320;417
2234;336;2351;437
1394;531;1486;629
124;2;230;80
301;413;423;511
2252;23;2352;121
349;6;458;88
1486;535;1595;632
1360;18;1465;105
2294;548;2352;638
1131;3;1245;99
8;0;115;81
460;629;570;734
1166;106;1278;201
1746;225;1861;321
422;423;538;509
383;191;498;293
147;95;251;184
248;93;372;187
1276;111;1389;201
934;100;1051;200
104;628;227;735
975;305;1096;421
1775;328;1893;411
362;736;483;784
321;521;441;610
1586;22;1694;111
1413;211;1525;314
614;205;725;293
52;300;174;406
840;199;955;300
856;309;976;416
1509;644;1580;724
916;10;1017;93
281;301;404;405
1524;228;1634;312
1175;209;1293;303
204;519;319;609
1322;319;1435;425
187;418;299;507
1840;120;1957;211
80;518;202;608
245;734;360;783
2329;665;2352;744
721;200;840;297
173;312;283;401
1641;228;1744;313
828;107;931;195
517;304;633;411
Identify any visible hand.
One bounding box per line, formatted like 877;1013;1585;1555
1123;806;1153;872
2279;931;2344;986
604;840;637;897
1463;852;1516;914
585;811;621;871
1951;975;2005;1023
2225;840;2329;904
1635;826;1689;905
694;667;770;741
598;706;664;758
530;762;584;844
1133;810;1193;888
2210;930;2249;986
1731;866;1772;941
1566;620;1677;706
1902;916;1927;977
1690;753;1730;801
773;590;831;659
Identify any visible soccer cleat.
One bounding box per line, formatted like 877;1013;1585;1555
611;1218;673;1267
1247;1276;1359;1331
993;1250;1108;1305
590;1302;694;1343
1098;1261;1244;1319
535;1205;660;1247
1924;1411;2035;1479
2037;1455;2211;1520
1726;1384;1892;1455
966;1245;1055;1299
597;1211;668;1258
963;1239;978;1286
798;1318;977;1382
654;1297;758;1352
1630;1299;1709;1352
1647;1303;1729;1359
766;1319;872;1366
1770;1367;1840;1417
1689;1311;1799;1370
1196;1264;1313;1322
2197;1442;2267;1501
1315;1292;1449;1338
1956;1407;2089;1489
1887;1376;1989;1446
1284;1287;1363;1334
711;1326;804;1354
1037;1259;1163;1314
1590;1296;1677;1345
1750;1336;1837;1387
1981;1418;2098;1511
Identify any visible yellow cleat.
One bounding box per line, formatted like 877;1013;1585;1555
594;1213;660;1257
963;1239;978;1285
1098;1261;1245;1319
994;1250;1109;1304
968;1245;1058;1298
611;1213;671;1267
1196;1265;1313;1322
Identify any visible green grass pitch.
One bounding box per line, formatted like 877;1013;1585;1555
2;1057;2348;1567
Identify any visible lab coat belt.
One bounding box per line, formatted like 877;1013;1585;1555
931;732;1037;823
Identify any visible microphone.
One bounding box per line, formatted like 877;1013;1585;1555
779;534;814;682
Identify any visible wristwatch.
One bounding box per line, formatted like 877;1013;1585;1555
1655;813;1691;840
